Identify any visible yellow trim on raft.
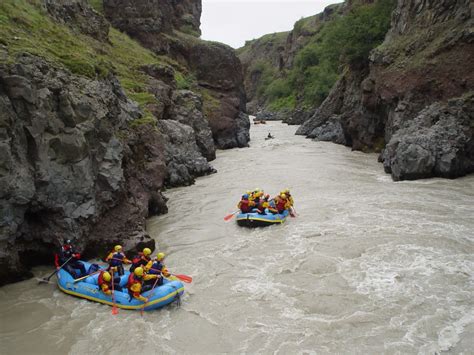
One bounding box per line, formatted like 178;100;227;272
57;283;184;310
236;217;285;224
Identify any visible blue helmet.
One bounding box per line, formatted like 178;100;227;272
242;194;249;199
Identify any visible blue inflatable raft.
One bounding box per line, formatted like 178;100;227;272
236;209;290;227
57;262;184;311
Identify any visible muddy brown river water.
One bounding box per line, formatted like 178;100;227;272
1;121;473;354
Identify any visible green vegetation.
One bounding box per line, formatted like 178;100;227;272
0;0;194;126
250;0;395;111
175;71;196;90
317;0;395;65
128;113;157;128
88;0;103;13
199;88;221;119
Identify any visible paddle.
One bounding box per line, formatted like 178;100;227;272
110;269;119;315
224;210;240;221
38;256;73;285
141;275;161;315
149;267;193;283
73;270;102;283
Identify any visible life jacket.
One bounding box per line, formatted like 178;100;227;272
238;199;252;213
127;273;143;297
148;261;164;275
130;253;150;272
98;271;107;286
56;245;74;265
276;197;287;213
109;252;125;267
257;198;269;211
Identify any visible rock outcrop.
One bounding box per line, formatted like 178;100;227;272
104;0;201;44
103;0;249;149
0;54;160;284
297;0;474;180
0;0;246;285
44;0;110;42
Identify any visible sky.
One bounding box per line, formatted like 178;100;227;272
201;0;338;49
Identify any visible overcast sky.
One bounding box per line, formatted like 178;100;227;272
201;0;338;49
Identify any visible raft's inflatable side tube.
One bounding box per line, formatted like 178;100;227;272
236;209;290;227
57;262;184;311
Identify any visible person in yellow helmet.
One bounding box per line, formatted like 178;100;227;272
105;245;131;276
98;270;122;295
281;188;294;207
145;252;169;287
130;247;153;273
250;189;264;209
273;193;290;214
256;193;271;215
238;193;256;213
126;267;158;302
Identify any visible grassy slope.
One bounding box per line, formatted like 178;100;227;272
239;0;394;112
0;0;191;121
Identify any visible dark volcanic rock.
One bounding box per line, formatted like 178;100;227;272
0;54;166;285
103;0;249;149
381;94;474;180
297;0;474;180
44;0;109;42
186;39;250;149
157;119;216;187
169;90;216;161
103;0;201;52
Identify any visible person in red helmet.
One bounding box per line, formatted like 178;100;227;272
55;239;86;278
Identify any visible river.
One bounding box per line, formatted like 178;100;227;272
0;121;473;354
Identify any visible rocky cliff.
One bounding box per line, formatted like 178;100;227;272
104;0;249;149
238;3;344;120
297;0;473;180
0;0;248;285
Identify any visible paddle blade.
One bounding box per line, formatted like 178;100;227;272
174;274;192;283
224;213;235;221
112;305;119;315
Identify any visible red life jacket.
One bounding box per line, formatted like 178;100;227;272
276;198;287;212
239;199;252;213
132;253;150;267
127;273;142;289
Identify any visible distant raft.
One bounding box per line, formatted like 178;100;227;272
57;261;184;311
236;210;290;227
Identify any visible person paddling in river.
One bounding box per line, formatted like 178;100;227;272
127;267;159;302
129;247;152;273
145;252;170;287
55;239;86;278
250;188;263;207
106;245;131;276
256;194;271;215
281;188;294;208
98;270;122;295
238;194;256;213
272;193;290;214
